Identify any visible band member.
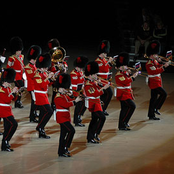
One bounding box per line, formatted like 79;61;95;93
0;58;4;135
33;53;54;138
95;40;113;116
24;45;42;122
0;68;18;151
145;40;169;120
48;39;67;112
115;52;138;130
48;38;60;50
54;73;82;157
70;56;88;127
84;61;109;143
6;36;24;108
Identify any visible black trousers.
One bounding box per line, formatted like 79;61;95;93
87;111;106;141
100;86;113;111
14;80;24;102
119;99;136;129
73;100;87;124
36;104;53;130
29;91;37;120
2;116;18;142
58;121;75;155
148;87;167;118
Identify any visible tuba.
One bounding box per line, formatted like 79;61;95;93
50;46;66;64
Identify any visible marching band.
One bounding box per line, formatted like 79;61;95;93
0;37;171;156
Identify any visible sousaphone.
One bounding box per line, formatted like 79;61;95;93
50;46;66;64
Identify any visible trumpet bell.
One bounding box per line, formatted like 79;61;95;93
50;46;66;63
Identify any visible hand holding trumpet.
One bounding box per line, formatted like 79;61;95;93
12;87;18;94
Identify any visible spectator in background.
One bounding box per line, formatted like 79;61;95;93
153;21;168;56
135;21;153;57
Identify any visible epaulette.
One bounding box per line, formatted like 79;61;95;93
147;60;153;65
115;71;122;76
9;56;16;61
70;70;77;75
0;87;5;93
55;93;63;98
85;80;93;86
24;64;32;69
95;58;103;62
33;72;41;78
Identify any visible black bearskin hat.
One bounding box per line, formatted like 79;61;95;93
116;52;130;68
85;61;99;76
36;53;51;68
98;40;110;55
10;36;23;54
1;68;16;83
48;38;60;50
55;73;71;89
73;56;88;68
146;40;161;57
26;45;42;61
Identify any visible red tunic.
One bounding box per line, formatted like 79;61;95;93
54;93;74;123
145;59;164;89
95;57;112;80
115;71;134;101
84;79;104;112
24;62;36;91
70;69;84;97
33;70;50;105
0;86;15;118
6;54;24;81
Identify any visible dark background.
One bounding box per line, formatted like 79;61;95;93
0;1;173;60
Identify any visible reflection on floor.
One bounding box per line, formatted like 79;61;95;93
0;73;174;174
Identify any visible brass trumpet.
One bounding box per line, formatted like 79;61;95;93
144;53;174;66
105;55;118;66
8;86;26;97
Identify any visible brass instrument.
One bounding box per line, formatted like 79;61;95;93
127;62;148;77
8;86;26;97
50;46;66;63
105;55;118;66
84;75;116;88
144;52;174;66
45;70;59;81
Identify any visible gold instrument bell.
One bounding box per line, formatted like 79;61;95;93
50;46;66;63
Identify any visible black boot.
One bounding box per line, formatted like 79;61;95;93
1;140;13;152
36;128;50;139
15;100;24;108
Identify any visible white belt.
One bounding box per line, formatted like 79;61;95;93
85;96;100;109
56;109;69;112
117;86;131;89
15;70;22;73
0;103;10;107
71;84;77;88
34;90;47;94
97;72;112;75
148;74;161;78
86;96;100;99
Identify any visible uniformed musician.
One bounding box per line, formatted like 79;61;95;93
33;53;54;139
54;73;82;157
145;40;169;120
115;52;138;130
24;45;42;123
0;68;18;152
84;61;109;143
70;56;88;127
6;36;24;108
95;40;113;116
